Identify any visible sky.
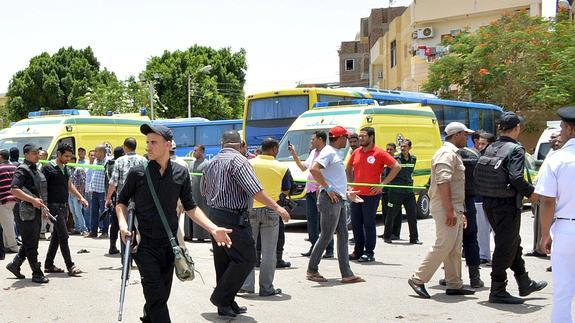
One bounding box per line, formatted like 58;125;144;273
0;0;413;96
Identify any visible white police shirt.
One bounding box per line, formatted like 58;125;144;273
535;138;575;220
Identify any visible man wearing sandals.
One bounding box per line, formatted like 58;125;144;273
306;125;365;284
42;143;87;277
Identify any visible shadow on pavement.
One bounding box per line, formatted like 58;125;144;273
237;293;292;302
431;294;479;303
9;279;46;290
201;312;258;322
478;300;545;314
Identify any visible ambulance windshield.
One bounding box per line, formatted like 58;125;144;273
0;137;53;155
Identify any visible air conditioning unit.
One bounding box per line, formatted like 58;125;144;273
376;71;384;79
416;27;434;39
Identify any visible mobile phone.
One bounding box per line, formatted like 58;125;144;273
287;140;292;151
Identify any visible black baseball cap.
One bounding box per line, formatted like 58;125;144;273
23;143;42;154
557;106;575;122
497;112;524;131
140;124;173;141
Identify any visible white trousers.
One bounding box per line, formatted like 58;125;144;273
551;220;575;323
475;202;491;260
0;202;17;250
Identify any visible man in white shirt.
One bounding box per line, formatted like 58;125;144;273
536;106;575;323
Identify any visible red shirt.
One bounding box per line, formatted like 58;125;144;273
350;146;396;196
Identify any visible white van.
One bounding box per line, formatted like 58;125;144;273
534;121;560;160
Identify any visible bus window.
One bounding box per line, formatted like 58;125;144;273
247;96;309;120
444;106;469;129
317;95;355;103
430;104;445;131
171;127;196;149
196;124;236;146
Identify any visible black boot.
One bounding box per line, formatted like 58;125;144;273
31;262;49;284
515;272;547;297
6;254;25;279
489;280;523;304
469;266;484;288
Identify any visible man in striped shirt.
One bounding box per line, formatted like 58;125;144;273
88;145;109;238
0;149;18;255
201;130;290;318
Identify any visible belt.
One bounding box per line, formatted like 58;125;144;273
556;217;575;221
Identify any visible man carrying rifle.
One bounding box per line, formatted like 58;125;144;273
5;144;49;283
116;124;232;323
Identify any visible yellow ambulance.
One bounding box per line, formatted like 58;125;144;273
0;109;150;159
275;99;442;220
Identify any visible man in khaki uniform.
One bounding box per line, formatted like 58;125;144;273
408;122;476;298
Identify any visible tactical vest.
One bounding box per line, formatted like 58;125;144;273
473;142;518;198
17;163;48;221
458;147;480;196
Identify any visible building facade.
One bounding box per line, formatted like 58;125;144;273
345;0;543;91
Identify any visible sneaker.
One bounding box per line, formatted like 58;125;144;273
357;254;375;263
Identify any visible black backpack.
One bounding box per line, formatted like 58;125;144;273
473;142;518;198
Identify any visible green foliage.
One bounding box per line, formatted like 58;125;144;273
6;47;105;120
422;13;575;113
142;45;247;119
77;76;150;115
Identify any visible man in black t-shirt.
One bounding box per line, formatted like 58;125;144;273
42;143;88;276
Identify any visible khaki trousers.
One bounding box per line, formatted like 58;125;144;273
0;202;17;250
412;208;464;289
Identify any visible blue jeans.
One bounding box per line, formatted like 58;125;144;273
308;191;354;278
462;196;480;267
306;192;333;254
68;196;87;233
351;194;381;257
90;192;106;234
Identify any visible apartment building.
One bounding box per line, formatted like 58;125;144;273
346;0;543;91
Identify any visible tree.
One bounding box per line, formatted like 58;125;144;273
422;13;575;114
6;46;110;120
77;76;150;116
142;45;247;119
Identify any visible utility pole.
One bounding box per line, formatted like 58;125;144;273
187;75;191;118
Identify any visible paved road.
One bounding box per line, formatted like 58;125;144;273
0;210;554;322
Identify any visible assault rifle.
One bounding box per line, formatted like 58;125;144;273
117;208;135;321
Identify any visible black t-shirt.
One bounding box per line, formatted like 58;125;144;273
118;160;196;240
42;161;70;204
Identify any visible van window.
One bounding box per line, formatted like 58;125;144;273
50;137;76;160
277;128;354;162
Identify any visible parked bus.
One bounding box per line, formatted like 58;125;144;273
243;87;503;148
152;118;242;159
242;88;366;148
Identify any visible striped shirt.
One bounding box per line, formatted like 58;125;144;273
201;148;263;210
90;157;109;193
109;152;147;193
0;161;16;204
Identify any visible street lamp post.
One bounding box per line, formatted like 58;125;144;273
187;65;212;118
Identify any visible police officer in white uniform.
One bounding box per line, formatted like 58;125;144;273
536;105;575;323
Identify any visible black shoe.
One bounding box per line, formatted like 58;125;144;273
217;306;237;317
408;278;430;299
260;288;282;297
383;238;392;244
410;240;423;245
108;247;120;255
525;251;547;258
276;260;291;268
32;275;49;284
546;266;552;272
489;280;524;304
0;253;4;260
231;301;247;314
516;272;548;297
6;255;25;279
391;235;400;241
446;288;475;295
301;250;312;257
357;254;375;262
322;253;334;259
438;278;446;286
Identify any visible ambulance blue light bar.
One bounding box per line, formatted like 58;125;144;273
313;99;378;108
28;109;90;118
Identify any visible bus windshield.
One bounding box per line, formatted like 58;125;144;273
276;129;353;162
247;96;309;121
0;137;53;154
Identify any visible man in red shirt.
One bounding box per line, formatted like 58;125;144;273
346;127;401;262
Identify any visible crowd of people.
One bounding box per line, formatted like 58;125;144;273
1;106;574;322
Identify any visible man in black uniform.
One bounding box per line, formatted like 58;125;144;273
201;130;290;317
117;124;232;323
5;144;49;283
42;143;88;276
475;112;547;304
